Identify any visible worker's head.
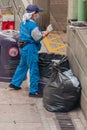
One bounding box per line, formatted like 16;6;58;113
26;4;43;13
22;4;43;23
26;4;43;21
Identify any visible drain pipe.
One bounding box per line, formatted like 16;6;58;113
78;0;87;21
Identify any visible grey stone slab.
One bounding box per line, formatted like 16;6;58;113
47;118;57;130
67;26;87;76
67;46;87;96
0;82;9;88
54;118;61;130
0;105;12;122
0;123;16;130
81;94;87;121
0;89;11;104
43;108;55;118
73;119;85;130
10;104;41;123
77;110;87;128
67;46;79;78
36;100;57;130
15;123;44;130
6;88;38;105
69;110;78;119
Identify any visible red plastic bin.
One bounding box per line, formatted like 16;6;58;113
2;21;15;30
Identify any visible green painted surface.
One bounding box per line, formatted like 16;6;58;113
68;0;78;20
78;0;87;21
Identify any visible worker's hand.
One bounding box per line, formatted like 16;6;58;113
42;31;49;38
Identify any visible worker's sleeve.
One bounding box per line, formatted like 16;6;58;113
31;27;43;43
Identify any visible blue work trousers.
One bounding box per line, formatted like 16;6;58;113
11;44;40;94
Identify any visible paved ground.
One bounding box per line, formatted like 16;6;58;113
0;42;87;130
0;76;87;130
43;31;67;55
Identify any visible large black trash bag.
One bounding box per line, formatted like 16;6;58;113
38;77;49;95
38;53;70;95
43;60;81;112
39;53;70;78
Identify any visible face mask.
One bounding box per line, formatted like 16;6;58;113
34;14;40;21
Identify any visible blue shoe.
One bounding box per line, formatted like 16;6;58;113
9;84;21;90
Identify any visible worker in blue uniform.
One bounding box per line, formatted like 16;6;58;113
9;4;49;97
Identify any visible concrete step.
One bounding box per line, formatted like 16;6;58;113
67;26;87;75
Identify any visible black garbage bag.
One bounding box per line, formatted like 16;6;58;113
39;53;70;78
38;77;49;95
38;53;70;95
43;61;81;112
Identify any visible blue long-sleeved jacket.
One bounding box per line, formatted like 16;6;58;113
11;19;43;94
19;20;43;50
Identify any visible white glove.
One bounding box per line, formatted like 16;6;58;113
46;24;53;32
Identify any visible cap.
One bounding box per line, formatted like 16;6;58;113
26;4;44;13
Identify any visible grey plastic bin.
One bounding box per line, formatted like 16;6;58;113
0;30;20;82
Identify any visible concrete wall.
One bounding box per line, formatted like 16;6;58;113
67;26;87;120
50;0;68;31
